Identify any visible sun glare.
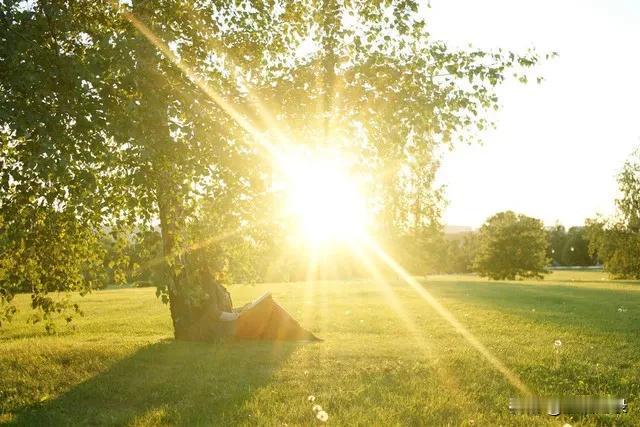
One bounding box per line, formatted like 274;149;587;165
278;149;368;245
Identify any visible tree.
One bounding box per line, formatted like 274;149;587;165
547;225;595;267
474;211;549;280
547;224;565;266
560;227;595;266
586;147;640;278
1;1;543;337
443;232;479;274
585;219;640;278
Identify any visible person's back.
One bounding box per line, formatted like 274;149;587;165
197;270;235;340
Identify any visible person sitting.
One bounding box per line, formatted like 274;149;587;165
196;260;321;342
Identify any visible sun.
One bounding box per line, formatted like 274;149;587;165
277;148;369;245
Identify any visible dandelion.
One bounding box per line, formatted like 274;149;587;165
553;339;562;370
316;410;329;422
562;424;572;427
312;404;322;414
531;308;536;312
307;395;316;402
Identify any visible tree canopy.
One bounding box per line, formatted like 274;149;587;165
0;0;543;335
474;211;548;280
586;147;640;278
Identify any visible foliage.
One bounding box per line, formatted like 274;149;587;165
441;232;479;274
560;227;595;266
473;211;549;280
0;0;543;333
547;224;566;265
615;147;640;232
585;220;640;279
586;148;640;278
0;207;103;330
547;225;595;267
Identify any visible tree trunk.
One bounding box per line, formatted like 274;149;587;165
132;0;210;341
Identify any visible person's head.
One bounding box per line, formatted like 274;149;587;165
186;245;228;281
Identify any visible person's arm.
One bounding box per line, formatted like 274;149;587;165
219;311;239;321
234;302;251;313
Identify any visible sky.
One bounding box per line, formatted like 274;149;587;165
425;0;640;228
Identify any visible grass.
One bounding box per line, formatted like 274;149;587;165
1;270;639;426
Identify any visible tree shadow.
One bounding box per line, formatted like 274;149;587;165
10;339;298;426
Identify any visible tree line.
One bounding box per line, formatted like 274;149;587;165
418;147;640;280
86;142;640;285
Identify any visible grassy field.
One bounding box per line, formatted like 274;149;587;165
1;271;639;426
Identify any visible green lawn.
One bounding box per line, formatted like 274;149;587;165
1;271;639;426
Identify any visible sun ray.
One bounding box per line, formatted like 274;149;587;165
133;216;270;280
121;1;530;400
122;12;278;157
362;236;532;395
349;242;487;409
349;243;435;351
301;246;319;325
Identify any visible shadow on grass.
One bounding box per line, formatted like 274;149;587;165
10;339;297;426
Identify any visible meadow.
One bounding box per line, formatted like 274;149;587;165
1;270;639;426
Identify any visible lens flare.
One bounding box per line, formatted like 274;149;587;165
277;148;368;245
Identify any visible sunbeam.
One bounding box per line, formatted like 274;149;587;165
349;243;487;407
361;237;532;395
122;11;277;156
122;2;531;400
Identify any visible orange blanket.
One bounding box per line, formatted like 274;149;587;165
234;295;321;341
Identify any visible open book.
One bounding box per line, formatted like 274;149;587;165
242;292;271;312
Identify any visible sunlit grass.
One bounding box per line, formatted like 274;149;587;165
1;271;639;425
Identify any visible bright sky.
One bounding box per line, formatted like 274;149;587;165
427;0;640;228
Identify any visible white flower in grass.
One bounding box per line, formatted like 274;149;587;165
316;410;329;422
312;404;322;414
554;339;562;349
562;423;572;427
307;395;316;402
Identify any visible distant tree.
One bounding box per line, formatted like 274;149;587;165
547;224;566;265
474;211;549;280
616;147;640;232
560;227;595;266
441;232;479;274
586;148;640;278
585;219;640;278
